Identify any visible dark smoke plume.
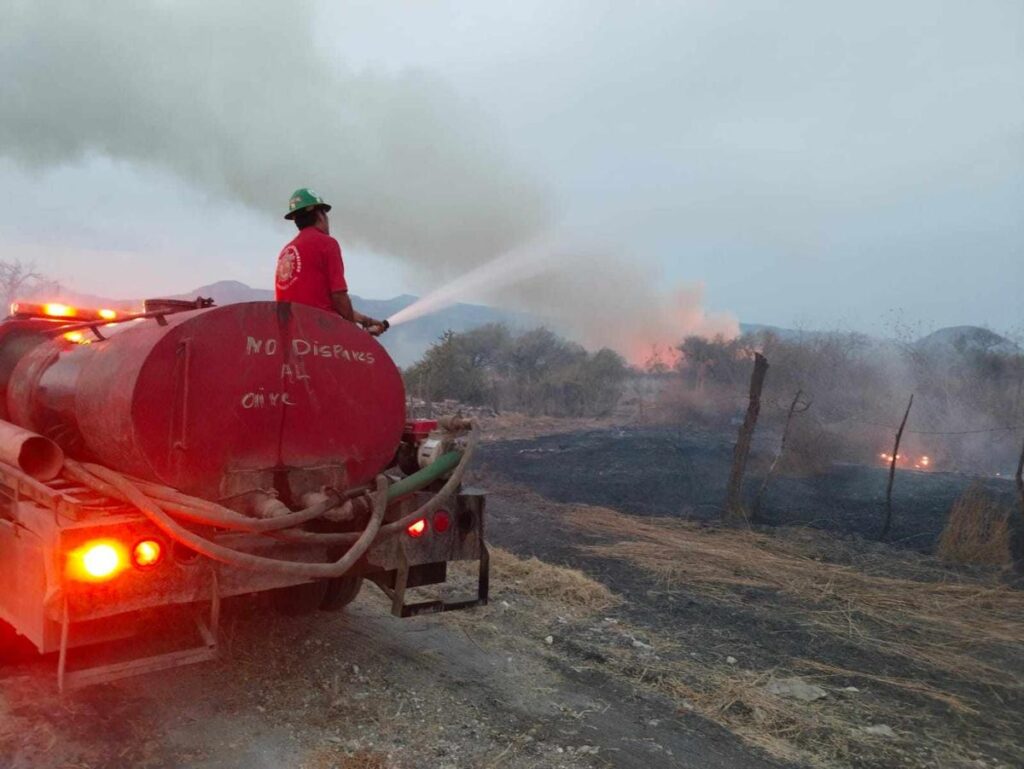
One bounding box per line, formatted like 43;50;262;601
0;0;549;273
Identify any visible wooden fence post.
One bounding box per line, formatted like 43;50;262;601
1012;436;1024;575
724;352;769;524
879;394;914;540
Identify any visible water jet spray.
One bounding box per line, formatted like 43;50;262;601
385;243;558;328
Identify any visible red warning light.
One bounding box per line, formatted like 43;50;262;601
132;539;163;568
433;510;451;533
67;540;126;581
406;518;428;538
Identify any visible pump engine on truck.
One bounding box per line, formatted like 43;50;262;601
0;298;488;690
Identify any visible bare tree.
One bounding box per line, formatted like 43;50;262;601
0;259;45;311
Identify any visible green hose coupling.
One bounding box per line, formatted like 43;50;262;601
386;450;462;502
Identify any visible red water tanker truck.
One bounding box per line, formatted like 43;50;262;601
0;298;487;689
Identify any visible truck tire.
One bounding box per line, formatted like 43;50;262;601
270;580;331;616
0;620;35;664
320;576;363;611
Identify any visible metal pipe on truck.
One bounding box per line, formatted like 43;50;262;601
0;418;64;480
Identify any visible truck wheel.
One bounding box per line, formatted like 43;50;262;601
0;620;35;664
320;576;363;611
270;580;331;616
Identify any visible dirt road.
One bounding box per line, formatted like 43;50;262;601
0;541;782;769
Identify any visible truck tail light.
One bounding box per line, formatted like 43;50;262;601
68;540;126;581
132;539;164;569
406;518;428;538
433;510;451;533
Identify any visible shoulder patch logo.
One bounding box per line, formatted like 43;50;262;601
276;245;302;289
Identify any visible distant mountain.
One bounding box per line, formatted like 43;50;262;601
742;322;1022;360
179;280;273;305
20;279;1020;367
16;279;525;367
915;326;1020;357
740;322;816;341
177;281;525;367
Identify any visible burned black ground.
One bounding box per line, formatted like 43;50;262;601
478;426;1017;551
476;425;1024;769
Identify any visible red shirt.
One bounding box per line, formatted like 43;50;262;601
274;227;348;311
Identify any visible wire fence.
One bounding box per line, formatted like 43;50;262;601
662;377;1024;559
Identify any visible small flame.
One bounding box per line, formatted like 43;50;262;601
879;451;932;470
98;308;117;320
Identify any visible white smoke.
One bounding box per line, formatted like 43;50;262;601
0;0;734;359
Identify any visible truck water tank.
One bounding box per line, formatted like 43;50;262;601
2;302;405;500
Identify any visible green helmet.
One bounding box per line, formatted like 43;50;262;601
284;188;331;220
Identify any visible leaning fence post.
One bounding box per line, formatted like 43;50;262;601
724;352;769;524
752;388;810;521
879;394;914;540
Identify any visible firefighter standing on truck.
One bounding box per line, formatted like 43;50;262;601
275;188;387;336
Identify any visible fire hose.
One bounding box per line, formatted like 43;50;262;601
60;427;478;578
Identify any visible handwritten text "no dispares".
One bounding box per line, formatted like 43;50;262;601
245;336;375;365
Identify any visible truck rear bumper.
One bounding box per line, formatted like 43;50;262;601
1;488;487;662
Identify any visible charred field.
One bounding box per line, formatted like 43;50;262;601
478;425;1018;551
477;422;1024;769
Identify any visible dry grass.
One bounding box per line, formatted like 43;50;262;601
488;546;620;617
589;619;897;766
559;506;1023;765
598;640;992;768
478;412;620;442
796;660;976;714
301;747;388;769
444;546;621;624
937;484;1013;565
569;506;1024;688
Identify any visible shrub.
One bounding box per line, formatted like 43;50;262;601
405;324;628;417
936;485;1011;566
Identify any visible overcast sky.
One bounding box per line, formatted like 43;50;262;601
1;1;1021;339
